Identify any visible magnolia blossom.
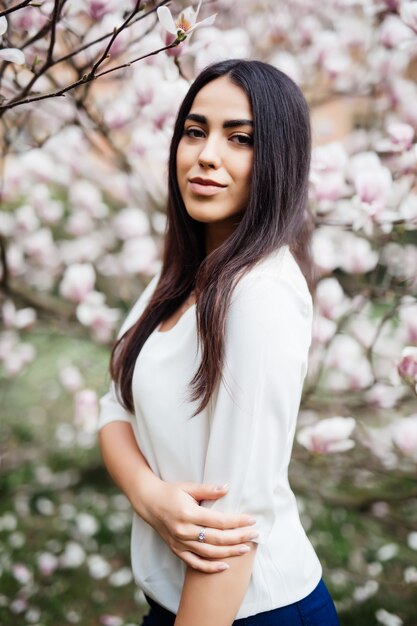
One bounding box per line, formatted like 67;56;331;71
353;166;393;216
2;300;36;330
76;291;120;343
74;389;99;434
60;541;86;569
397;347;417;387
157;0;217;43
59;263;96;303
113;207;150;240
400;1;417;32
338;234;379;274
59;364;84;393
315;278;350;319
37;552;59;577
0;331;36;377
398;302;417;343
391;414;417;457
379;15;415;48
87;554;112;579
297;416;356;454
387;122;415;150
0;17;25;65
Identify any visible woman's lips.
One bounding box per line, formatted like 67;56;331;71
189;181;227;196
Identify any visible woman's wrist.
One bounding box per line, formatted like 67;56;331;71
128;466;164;524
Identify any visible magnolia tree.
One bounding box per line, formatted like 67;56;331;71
1;2;417;474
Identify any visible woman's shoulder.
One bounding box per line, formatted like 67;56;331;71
232;245;312;314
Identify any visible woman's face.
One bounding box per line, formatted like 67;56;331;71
176;76;253;229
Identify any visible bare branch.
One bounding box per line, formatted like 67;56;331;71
88;0;142;78
46;0;64;65
0;235;10;294
0;40;180;111
0;0;32;19
49;0;170;67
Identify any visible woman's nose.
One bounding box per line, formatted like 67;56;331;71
197;136;221;169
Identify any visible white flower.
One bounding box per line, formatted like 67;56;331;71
2;300;36;329
391;414;417;458
76;291;120;343
37;552;59;576
297;416;356;454
74;389;99;434
59;365;84;394
375;608;403;626
75;511;99;537
0;17;25;65
87;554;111;579
60;541;86;568
157;0;216;43
59;263;96;303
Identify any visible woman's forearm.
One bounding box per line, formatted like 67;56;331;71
175;543;257;626
98;421;161;523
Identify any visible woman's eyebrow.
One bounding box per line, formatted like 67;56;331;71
186;113;253;128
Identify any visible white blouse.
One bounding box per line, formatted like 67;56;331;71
98;245;322;619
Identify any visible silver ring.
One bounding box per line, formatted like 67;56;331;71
197;528;206;543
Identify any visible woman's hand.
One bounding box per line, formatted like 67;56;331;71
141;480;259;573
98;422;257;573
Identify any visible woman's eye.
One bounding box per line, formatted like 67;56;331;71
184;127;205;138
231;134;253;146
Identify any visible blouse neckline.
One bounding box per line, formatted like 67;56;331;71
156;303;196;335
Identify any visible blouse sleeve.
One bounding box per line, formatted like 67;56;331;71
97;269;161;431
200;265;313;544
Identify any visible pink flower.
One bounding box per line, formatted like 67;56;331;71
76;291;120;343
59;365;84;394
353;166;392;214
391;414;417;458
74;389;99;434
297;416;356;454
37;552;59;576
2;300;36;329
59;263;96;303
315;278;349;319
12;563;32;585
398;347;417;386
379;15;414;48
387;122;415;150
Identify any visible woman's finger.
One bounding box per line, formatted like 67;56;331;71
177;550;230;574
174;523;259;550
184;539;252;559
188;507;257;531
175;481;230;502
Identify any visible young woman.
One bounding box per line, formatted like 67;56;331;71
98;59;340;626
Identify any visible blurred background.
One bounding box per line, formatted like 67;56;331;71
1;1;417;625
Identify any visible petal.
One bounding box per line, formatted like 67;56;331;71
326;440;355;453
0;48;25;65
190;13;217;32
0;16;7;36
182;7;196;24
195;0;203;19
157;6;178;36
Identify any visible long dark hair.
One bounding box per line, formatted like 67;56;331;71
111;59;315;416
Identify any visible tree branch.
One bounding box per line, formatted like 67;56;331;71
0;0;33;19
0;40;180;111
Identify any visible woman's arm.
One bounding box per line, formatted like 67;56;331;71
98;421;259;573
175;544;257;626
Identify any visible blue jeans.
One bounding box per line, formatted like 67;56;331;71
141;578;340;625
